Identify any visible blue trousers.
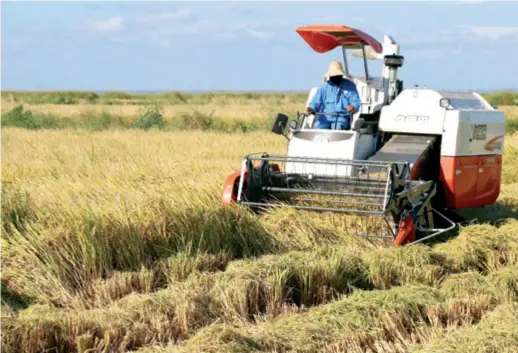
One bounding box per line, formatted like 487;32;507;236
314;117;350;130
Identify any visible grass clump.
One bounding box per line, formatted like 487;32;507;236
160;252;232;283
132;104;165;130
437;265;518;307
487;265;518;302
2;91;96;104
50;92;78;104
102;90;135;100
0;248;368;352
439;272;494;299
212;246;370;321
411;303;518;353
434;220;518;273
484;91;518;106
365;244;447;289
0;104;273;132
1;105;60;129
506;118;518;134
1;203;276;309
176;282;513;353
180;285;442;353
84;111;127;130
176;109;214;131
0;285;222;353
1;186;33;234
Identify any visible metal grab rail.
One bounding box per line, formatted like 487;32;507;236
413;208;457;244
299;111;353;130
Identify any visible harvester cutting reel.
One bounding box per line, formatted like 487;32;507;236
222;153;456;247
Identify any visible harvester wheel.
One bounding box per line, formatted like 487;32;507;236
221;163;281;206
222;170;247;205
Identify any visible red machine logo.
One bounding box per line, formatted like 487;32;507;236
483;135;503;152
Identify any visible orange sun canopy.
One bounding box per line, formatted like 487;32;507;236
296;25;383;54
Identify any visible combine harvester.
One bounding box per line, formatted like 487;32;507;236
222;25;505;247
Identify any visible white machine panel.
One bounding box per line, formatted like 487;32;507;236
440;110;505;157
379;88;503;146
379;89;446;135
285;130;376;177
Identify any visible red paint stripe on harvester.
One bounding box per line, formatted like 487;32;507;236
483;135;504;152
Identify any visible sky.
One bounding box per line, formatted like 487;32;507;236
2;0;518;91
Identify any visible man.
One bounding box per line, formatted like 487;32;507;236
305;61;361;130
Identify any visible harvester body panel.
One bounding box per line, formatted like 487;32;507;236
439;107;505;210
441;109;505;157
285;130;376;178
379;87;505;211
379;89;447;135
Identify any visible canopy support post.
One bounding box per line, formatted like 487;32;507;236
341;46;350;77
361;42;370;82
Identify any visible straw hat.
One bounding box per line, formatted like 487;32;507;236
323;60;346;79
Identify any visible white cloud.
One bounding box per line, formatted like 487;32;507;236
456;0;485;4
468;26;518;40
93;16;124;33
214;32;237;43
144;9;191;23
247;29;273;40
406;48;443;60
180;20;217;35
161;9;190;20
216;2;242;13
149;37;171;48
4;38;24;53
108;36;126;43
432;0;485;7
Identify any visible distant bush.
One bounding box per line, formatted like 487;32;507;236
1;105;60;129
506;119;518;135
1;90;313;106
152;91;191;104
172;91;188;103
178;109;214;130
52;93;77;105
1;91;101;105
85;92;100;103
132;104;165;130
0;104;275;133
128;100;155;105
102;91;135;100
209;118;266;133
484;91;518;106
83;112;127;131
102;99;121;105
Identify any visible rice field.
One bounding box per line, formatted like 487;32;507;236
1;93;518;353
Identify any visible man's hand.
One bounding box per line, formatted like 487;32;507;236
346;105;355;113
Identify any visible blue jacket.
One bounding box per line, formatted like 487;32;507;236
307;78;361;128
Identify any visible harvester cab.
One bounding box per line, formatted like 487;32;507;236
288;27;404;133
272;26;404;173
222;24;505;248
